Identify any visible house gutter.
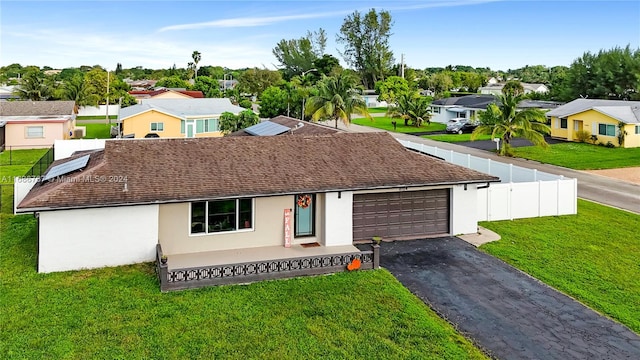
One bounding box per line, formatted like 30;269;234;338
16;179;499;214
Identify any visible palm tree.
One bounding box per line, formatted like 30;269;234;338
192;51;201;80
471;93;550;156
13;72;51;100
62;75;100;107
305;71;371;128
386;93;432;127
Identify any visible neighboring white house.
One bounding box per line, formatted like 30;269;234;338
430;95;496;123
16;132;498;274
479;83;549;96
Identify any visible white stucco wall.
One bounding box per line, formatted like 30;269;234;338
451;184;478;235
13;177;39;214
38;205;159;273
323;191;353;246
54;139;106;160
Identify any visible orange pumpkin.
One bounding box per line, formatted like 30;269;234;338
347;258;362;271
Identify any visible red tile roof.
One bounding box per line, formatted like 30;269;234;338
18;133;498;211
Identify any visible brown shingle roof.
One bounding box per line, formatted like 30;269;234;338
228;116;339;137
18;133;498;211
0;101;76;116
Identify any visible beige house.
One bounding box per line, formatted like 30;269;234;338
128;88;204;103
0;101;77;149
16;133;498;290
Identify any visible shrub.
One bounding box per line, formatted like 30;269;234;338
239;99;252;109
575;130;591;143
605;141;616;148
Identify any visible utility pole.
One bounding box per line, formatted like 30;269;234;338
105;69;110;124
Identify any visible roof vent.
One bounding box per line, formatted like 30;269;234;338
297;122;304;128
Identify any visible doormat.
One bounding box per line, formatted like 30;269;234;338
300;242;321;248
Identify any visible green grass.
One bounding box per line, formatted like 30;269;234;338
366;107;388;113
0;214;486;359
512;142;640;170
0;149;50;213
80;123;114;139
352;117;446;133
422;133;493;143
76;115;117;120
480;199;640;334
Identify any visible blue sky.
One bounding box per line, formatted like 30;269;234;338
1;0;639;71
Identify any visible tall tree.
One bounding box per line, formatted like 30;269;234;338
257;85;289;118
313;54;342;77
238;68;282;97
272;28;326;80
386;93;432;127
219;110;259;134
560;45;640;101
305;71;372;128
374;76;410;104
62;75;99;107
13;71;52;100
192;51;201;79
156;76;191;89
471;94;550;156
503;80;524;97
193;76;222;98
337;9;394;89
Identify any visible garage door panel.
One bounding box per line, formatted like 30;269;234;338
353;189;450;241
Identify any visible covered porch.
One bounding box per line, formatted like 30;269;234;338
156;243;379;292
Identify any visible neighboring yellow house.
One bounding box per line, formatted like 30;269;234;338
547;99;640;148
119;98;246;138
0;100;77;149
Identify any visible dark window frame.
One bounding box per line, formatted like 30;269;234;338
190;198;254;235
560;118;568;129
598;123;616;137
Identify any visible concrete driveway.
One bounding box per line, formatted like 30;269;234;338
378;238;640;360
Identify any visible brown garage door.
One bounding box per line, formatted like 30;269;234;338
352;189;449;241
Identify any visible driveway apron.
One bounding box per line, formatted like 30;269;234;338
379;238;640;360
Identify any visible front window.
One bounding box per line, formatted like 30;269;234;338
598;123;616;137
25;126;44;138
150;122;164;131
431;106;441;114
295;194;315;237
190;198;253;234
195;118;219;133
635;125;640;134
560;118;567;129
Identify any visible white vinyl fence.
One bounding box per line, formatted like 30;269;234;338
54;139;107;160
398;139;577;221
78;105;120;117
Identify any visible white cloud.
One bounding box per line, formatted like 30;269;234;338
157;10;347;32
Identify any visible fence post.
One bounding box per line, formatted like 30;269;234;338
533;169;537;181
509;163;513;182
371;244;380;269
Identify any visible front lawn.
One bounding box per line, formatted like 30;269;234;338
422;133;493;143
480;199;640;334
0;214;486;359
79;123;114;139
512;142;640;170
366;107;388;113
76;115;117;121
352;117;446;133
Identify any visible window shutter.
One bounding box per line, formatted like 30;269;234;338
555;119;559;129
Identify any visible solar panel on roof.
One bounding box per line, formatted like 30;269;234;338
42;154;91;182
245;121;290;136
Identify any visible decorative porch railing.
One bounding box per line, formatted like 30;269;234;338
156;244;380;292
